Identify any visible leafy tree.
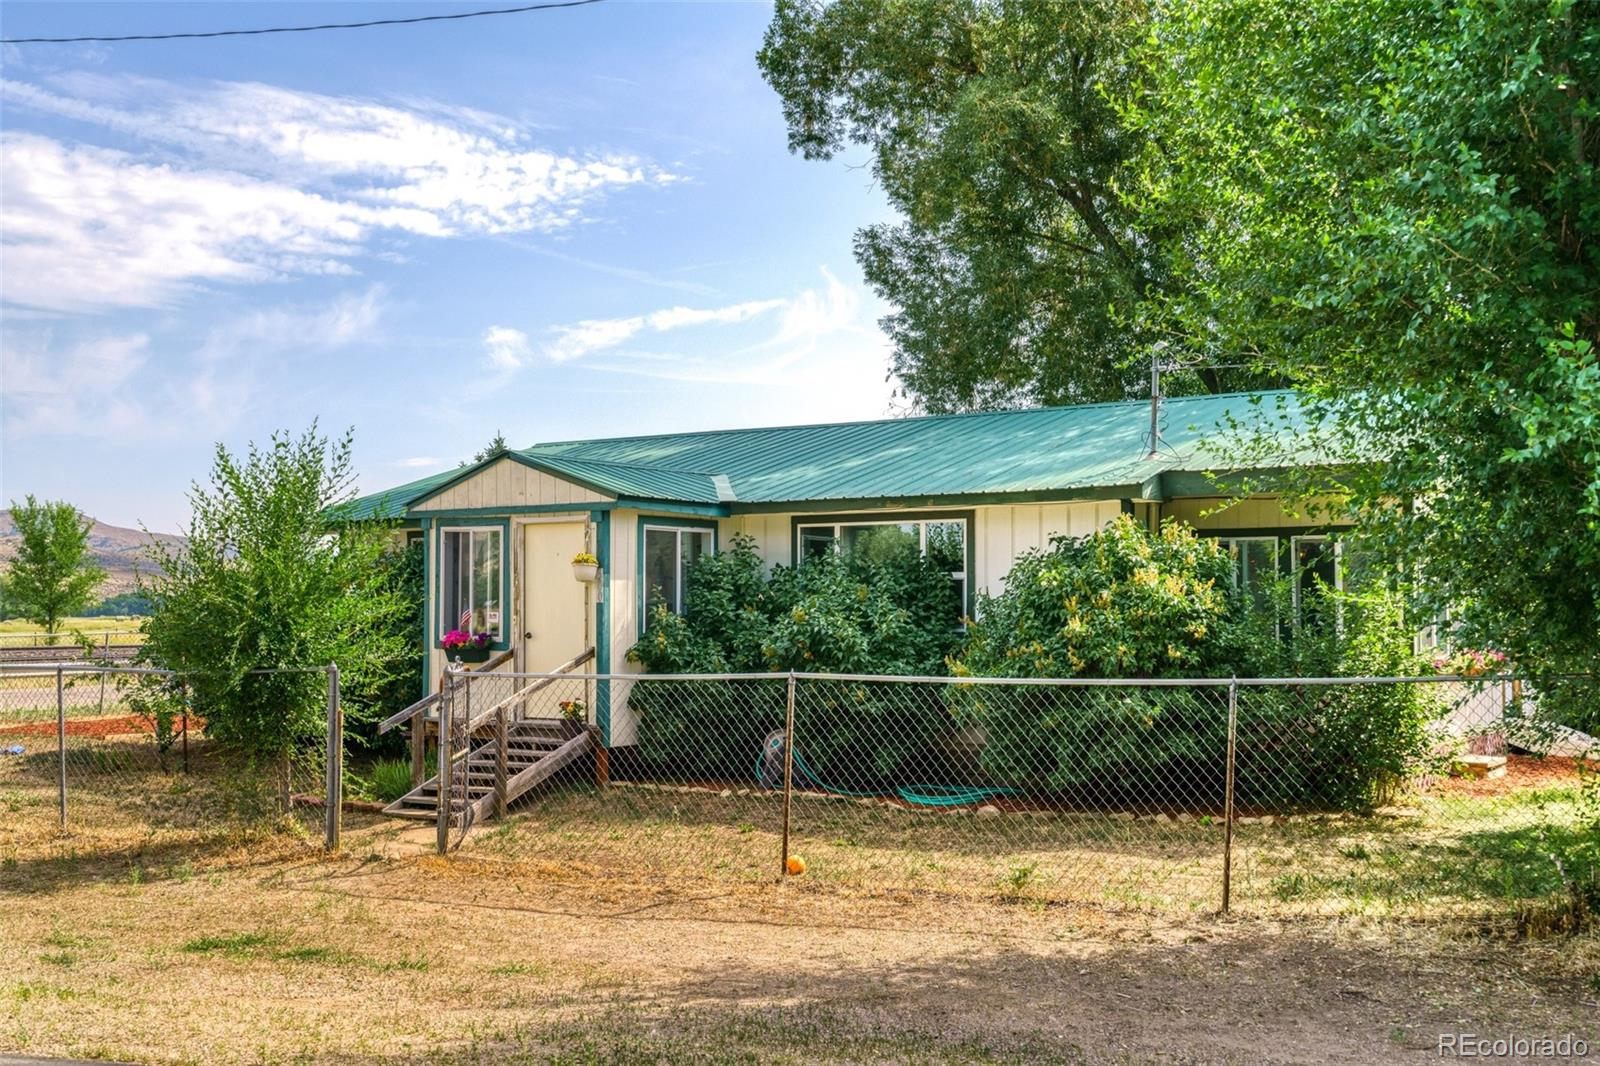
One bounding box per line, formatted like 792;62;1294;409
3;496;107;640
1131;0;1600;677
81;591;154;617
139;426;413;765
463;432;509;467
364;538;426;740
758;0;1271;410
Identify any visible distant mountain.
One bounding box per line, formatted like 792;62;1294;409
0;511;185;598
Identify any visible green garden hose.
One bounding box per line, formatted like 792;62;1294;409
756;734;1018;808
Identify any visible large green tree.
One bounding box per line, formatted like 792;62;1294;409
1133;0;1599;674
758;0;1269;411
140;426;413;762
4;496;107;640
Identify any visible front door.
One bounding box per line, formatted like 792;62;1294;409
521;521;589;672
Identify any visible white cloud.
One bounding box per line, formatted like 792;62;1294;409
541;297;787;363
0;331;150;438
536;270;867;381
483;325;531;370
396;456;444;469
0;76;674;312
1;288;386;439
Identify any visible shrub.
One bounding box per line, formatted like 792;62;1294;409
956;516;1235;680
952;516;1439;811
140;426;414;768
365;758;415;804
627;533;961;781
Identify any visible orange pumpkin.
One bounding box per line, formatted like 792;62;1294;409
786;855;807;876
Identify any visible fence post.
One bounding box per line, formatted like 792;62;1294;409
324;663;342;852
494;705;508;819
56;666;67;831
436;670;452;856
780;671;797;881
1221;677;1238;915
180;679;190;774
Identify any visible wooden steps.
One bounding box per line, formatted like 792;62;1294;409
383;718;592;823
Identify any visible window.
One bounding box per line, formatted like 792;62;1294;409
1291;535;1341;627
1218;536;1279;610
644;525;713;615
794;517;969;618
440;528;503;643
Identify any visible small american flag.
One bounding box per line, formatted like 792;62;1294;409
460;607;472;629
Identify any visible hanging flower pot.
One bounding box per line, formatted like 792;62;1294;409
442;629;493;663
572;551;600;583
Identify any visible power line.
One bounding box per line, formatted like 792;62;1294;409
0;0;604;45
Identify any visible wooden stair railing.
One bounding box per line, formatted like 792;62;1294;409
379;646;599;830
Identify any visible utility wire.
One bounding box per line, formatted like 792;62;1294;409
1;0;603;45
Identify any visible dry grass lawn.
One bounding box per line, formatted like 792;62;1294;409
2;811;1598;1065
2;727;1598;1064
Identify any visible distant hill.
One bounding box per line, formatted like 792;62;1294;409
0;511;185;598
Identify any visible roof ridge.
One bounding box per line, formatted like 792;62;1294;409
519;389;1297;450
523;451;724;478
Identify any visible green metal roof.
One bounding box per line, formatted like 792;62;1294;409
340;390;1323;519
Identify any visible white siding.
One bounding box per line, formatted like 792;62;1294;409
971;501;1122;595
725;513;791;571
412;457;610;512
606;511;642;747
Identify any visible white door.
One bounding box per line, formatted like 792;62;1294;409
521;522;589;672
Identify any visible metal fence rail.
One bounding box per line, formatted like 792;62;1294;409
0;662;342;858
432;668;1595;919
4;661;1592;923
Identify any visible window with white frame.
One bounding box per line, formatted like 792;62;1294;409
795;517;968;618
1217;536;1279;610
439;528;503;642
643;525;714;615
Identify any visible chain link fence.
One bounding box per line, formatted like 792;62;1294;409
432;668;1596;920
6;660;1593;923
0;662;341;868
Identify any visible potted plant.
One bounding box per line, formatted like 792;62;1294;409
557;698;587;736
571;551;600;583
441;628;494;664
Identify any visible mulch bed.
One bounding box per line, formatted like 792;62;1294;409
1432;754;1594;799
0;714;202;739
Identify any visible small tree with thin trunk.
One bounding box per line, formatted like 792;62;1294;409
139;425;412;781
4;496;107;643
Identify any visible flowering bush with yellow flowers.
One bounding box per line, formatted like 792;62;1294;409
955;515;1235;682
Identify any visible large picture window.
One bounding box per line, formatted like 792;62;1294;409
643;524;714;615
440;527;503;643
795;517;968;617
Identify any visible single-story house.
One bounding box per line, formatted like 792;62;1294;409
339;388;1346;747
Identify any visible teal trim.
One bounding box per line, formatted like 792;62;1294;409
613;497;730;518
433;518;514;652
636;514;720;626
730;485;1158;515
420;517;433;698
405;451;623;511
789;509;977;619
592;509;612;747
409;502;617;519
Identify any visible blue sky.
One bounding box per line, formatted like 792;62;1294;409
0;2;901;531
